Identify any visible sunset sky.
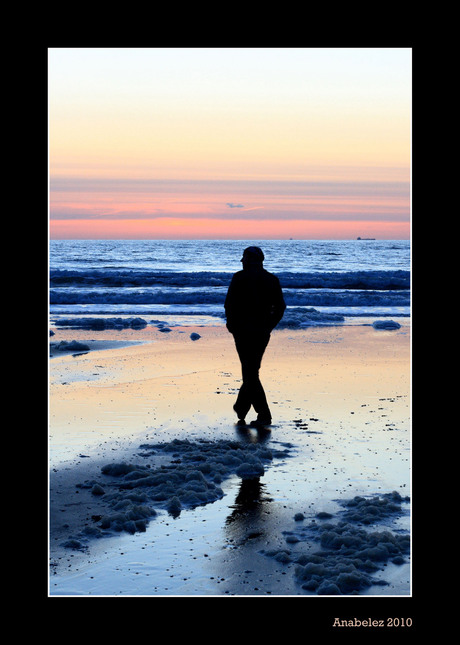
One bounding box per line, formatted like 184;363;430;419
48;47;411;240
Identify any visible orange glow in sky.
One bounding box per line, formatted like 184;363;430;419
50;218;409;241
49;48;411;240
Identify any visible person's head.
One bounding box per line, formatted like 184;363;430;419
241;246;264;268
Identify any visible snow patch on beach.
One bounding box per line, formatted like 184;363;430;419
63;438;293;550
262;491;410;595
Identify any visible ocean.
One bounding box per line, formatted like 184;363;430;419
49;239;410;329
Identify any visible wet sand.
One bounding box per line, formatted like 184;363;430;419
49;322;410;596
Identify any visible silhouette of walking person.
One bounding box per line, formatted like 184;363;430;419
225;246;286;427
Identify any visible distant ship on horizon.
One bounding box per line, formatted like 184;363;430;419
357;237;376;240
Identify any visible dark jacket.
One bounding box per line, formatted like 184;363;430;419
224;266;286;335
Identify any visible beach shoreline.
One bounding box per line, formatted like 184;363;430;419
49;322;410;596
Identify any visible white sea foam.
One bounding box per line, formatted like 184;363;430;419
262;491;410;595
60;440;410;596
62;438;293;548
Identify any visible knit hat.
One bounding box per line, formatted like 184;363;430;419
241;246;264;262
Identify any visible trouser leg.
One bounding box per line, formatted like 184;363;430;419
233;332;271;420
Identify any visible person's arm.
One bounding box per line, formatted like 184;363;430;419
268;277;286;330
224;276;237;333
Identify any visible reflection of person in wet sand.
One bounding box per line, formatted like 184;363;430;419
225;477;269;527
225;246;286;427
